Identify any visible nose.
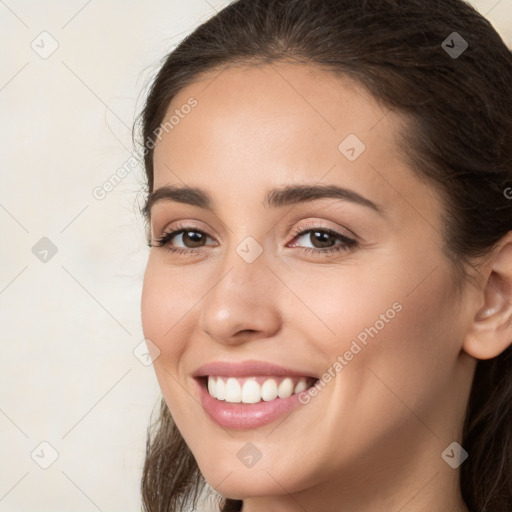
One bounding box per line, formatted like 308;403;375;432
198;250;282;345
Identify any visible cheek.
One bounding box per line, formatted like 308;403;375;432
140;258;197;413
141;256;194;360
334;264;458;426
140;256;213;419
141;263;217;469
281;260;404;356
293;246;458;368
288;254;459;414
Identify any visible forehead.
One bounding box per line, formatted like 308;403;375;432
152;62;441;223
155;62;398;162
156;62;398;159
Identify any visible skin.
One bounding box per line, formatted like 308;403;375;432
141;62;512;512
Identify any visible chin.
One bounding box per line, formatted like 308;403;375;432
198;456;314;500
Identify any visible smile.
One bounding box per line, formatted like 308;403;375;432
206;375;317;403
192;360;320;429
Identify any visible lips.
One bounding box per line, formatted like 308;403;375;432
192;359;318;379
192;360;319;429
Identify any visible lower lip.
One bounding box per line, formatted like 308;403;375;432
195;378;309;430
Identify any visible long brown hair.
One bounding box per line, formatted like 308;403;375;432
137;1;512;510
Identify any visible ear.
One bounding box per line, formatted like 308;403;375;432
463;234;512;360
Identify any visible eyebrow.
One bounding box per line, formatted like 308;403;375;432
143;183;384;217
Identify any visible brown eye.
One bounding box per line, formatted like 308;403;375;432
289;227;358;255
307;230;338;248
178;230;206;248
153;226;216;252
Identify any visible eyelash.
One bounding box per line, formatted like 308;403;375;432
152;221;358;256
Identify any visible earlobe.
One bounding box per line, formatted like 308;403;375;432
463;237;512;360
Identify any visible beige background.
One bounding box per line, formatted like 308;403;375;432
1;1;510;511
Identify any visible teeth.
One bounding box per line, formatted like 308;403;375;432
206;376;312;403
293;379;308;394
215;377;225;400
225;377;241;403
241;380;261;404
207;377;216;397
261;379;278;401
277;377;293;398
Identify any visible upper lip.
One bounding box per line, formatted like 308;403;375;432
193;360;317;378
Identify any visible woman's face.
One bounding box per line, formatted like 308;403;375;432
141;63;475;507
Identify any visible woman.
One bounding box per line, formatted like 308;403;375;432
137;0;512;510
